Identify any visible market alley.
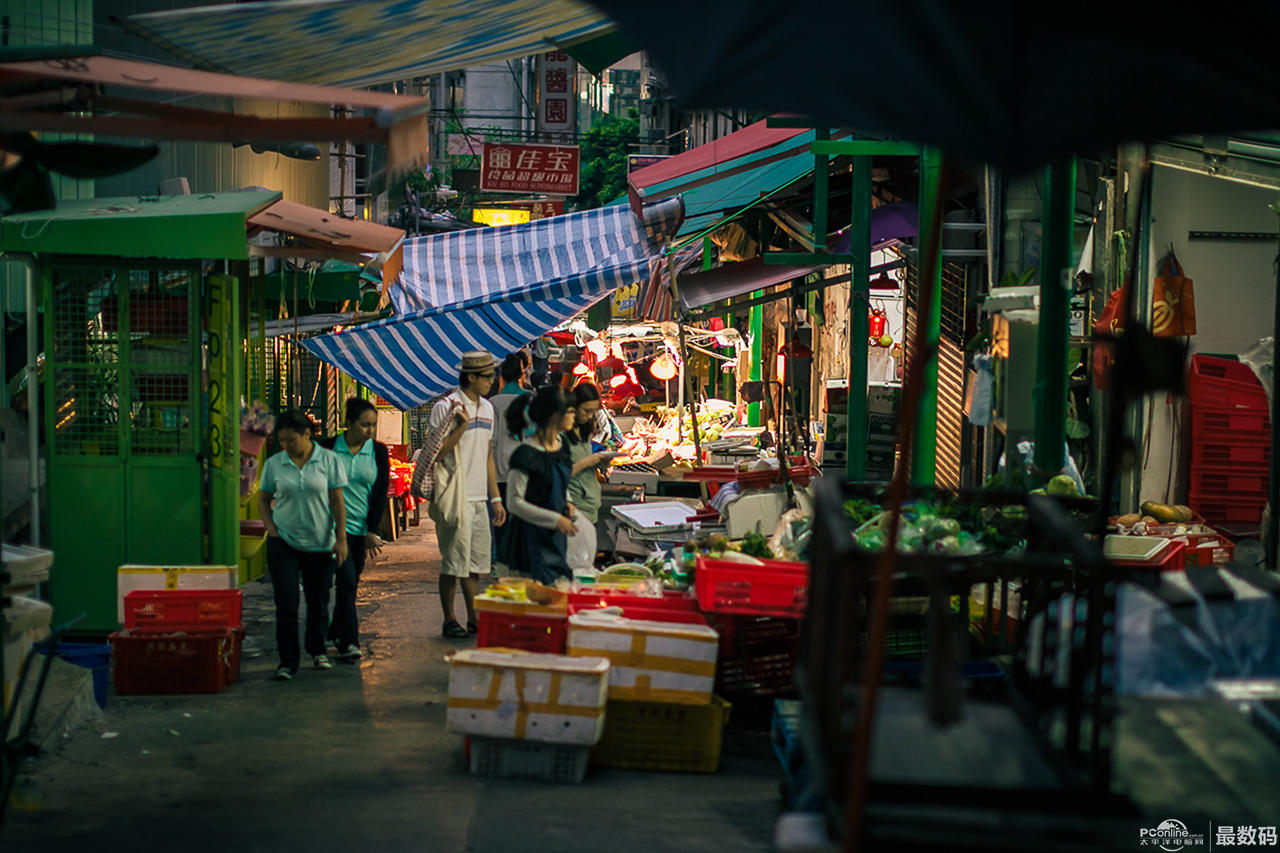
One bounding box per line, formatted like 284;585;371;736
2;523;781;852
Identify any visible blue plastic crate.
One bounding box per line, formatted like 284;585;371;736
36;641;110;708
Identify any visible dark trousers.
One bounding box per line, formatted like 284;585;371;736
267;537;336;671
329;532;368;650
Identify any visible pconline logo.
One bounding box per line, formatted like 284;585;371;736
1139;819;1205;850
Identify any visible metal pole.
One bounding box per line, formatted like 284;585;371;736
910;147;944;486
1269;224;1280;567
26;259;40;546
1034;158;1076;476
846;155;872;481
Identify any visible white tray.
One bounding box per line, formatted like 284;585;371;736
2;544;54;585
611;502;695;534
1103;535;1170;562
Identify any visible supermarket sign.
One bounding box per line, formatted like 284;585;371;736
480;143;579;196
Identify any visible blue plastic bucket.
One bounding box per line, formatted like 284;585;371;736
36;642;111;708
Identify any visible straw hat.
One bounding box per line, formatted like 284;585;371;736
458;351;496;373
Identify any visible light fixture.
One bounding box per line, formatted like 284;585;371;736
585;339;608;359
777;340;813;359
650;353;677;381
609;373;628;389
776;352;786;383
573;362;591;376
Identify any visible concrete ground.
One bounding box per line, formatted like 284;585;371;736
2;522;782;852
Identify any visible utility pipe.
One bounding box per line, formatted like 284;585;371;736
4;253;41;546
1033;158;1077;476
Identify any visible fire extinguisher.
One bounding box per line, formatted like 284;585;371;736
868;307;887;344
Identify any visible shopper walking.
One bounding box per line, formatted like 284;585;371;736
565;383;616;570
259;410;349;680
502;385;586;584
531;335;551;378
318;398;389;659
489;354;526;571
430;351;506;639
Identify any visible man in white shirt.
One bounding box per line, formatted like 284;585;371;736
429;351;506;638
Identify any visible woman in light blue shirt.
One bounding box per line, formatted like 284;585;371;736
259;410;348;681
319;398;390;659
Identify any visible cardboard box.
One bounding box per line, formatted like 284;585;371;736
446;649;610;745
116;565;238;625
567;613;719;705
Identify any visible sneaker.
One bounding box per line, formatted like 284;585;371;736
337;645;363;660
313;655;333;670
274;666;294;681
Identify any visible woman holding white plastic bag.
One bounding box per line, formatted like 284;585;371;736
564;382;616;570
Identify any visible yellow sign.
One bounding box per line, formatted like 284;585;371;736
473;208;532;227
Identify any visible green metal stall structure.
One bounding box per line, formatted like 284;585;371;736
0;191;279;633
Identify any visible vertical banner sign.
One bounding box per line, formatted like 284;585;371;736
207;273;236;470
536;50;577;142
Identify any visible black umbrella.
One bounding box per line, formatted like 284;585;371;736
587;0;1280;171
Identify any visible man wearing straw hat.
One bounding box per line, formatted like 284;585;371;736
429;351;506;638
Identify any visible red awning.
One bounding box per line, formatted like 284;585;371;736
628;117;806;193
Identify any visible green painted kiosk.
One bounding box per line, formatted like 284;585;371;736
1;191;276;633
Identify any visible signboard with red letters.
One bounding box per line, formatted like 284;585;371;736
480;143;580;196
536;50;577;140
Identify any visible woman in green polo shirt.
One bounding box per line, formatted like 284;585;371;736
259;410;348;681
319;398;390;660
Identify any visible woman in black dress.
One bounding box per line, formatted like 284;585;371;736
501;385;579;584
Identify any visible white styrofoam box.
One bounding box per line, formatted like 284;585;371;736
724;488;788;539
3;596;53;635
567;612;719;705
868;386;900;415
116;565;238;625
2;544;54;586
446;649;610;746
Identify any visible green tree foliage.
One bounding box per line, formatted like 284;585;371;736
573;113;639;210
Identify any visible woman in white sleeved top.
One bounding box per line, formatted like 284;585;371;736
500;384;609;583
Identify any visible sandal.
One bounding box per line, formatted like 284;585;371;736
442;620;469;639
466;621;478;635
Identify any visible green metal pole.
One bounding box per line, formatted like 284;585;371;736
748;300;763;426
911;147;944;486
1033;158;1076;476
846;155;871;481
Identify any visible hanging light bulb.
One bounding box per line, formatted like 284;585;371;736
650;353;677;381
609;373;628;389
776;352;786;383
573;361;591;376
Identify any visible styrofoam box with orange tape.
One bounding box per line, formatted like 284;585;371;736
567;612;719;705
116;565;237;625
445;649;610;746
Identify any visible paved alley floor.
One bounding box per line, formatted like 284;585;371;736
2;522;782;853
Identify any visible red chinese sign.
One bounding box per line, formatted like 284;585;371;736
480;143;580;196
508;199;565;220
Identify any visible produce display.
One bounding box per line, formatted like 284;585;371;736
842;496;1038;557
614;402;737;463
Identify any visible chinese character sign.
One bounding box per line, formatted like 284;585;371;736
480;144;580;196
537;50;577;140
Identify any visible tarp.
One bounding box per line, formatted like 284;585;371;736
126;0;616;87
301;198;684;410
627;118;808;200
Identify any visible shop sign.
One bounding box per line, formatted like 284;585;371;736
207;273;236;469
480;143;580;196
472;208;532;227
536;50;577;140
628;154;670;173
611;282;641;320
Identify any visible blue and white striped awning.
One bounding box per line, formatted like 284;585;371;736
300;198;683;410
126;0;615;87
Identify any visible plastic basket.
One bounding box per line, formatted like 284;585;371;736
1191;439;1270;468
1180;533;1236;569
695;556;809;618
1189;465;1269;499
1189;355;1268;409
716;647;798;696
35;642;110;708
567;589;704;625
468;736;589;784
227;627;244;684
1192;408;1271;442
475;608;568;654
709;615;802;657
1188;493;1267;527
123;589;243;630
591;696;732;773
109;628;231;695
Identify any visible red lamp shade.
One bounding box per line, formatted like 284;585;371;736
649;353;677;381
777;340;813;359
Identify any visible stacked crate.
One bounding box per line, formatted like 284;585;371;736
110;589;244;694
1187;355;1271;529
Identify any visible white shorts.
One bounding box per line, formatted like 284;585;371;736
437;499;492;577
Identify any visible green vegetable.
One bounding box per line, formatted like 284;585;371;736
740;531;774;559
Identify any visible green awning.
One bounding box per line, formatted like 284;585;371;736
262;261;375;304
0;191;281;259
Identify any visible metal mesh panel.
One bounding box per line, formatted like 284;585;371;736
51;268;121;454
127;268;195;456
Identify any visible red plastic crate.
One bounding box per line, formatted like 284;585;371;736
567;589;705;624
123;589;243;630
1189;465;1269;498
475;607;568;654
1191;439;1270;468
109;628;232;695
716;645;798;697
1188;493;1267;526
1189;355;1268;409
1110;540;1186;572
709;615;802;657
1192;408;1271;442
695;556;810;618
1179;533;1236;569
227;627;244;684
